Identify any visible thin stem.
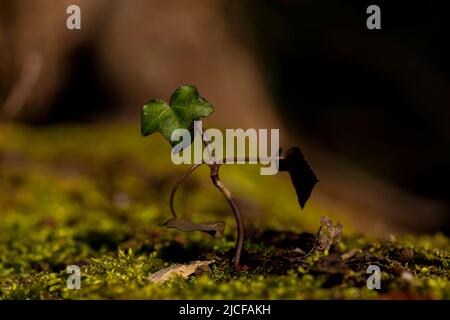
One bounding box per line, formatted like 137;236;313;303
169;163;202;218
169;127;250;270
221;156;283;164
210;165;245;269
303;225;322;257
201;128;217;164
202;128;244;268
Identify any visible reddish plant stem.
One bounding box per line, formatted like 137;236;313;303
169;128;246;269
209;164;245;269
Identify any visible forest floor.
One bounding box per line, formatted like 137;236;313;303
0;123;448;299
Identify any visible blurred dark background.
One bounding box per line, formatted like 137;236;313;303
1;0;448;234
230;0;450;202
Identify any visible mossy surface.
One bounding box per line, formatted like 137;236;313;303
0;123;448;299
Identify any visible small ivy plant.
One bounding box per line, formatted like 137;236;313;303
141;85;318;269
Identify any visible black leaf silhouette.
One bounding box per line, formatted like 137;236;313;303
279;147;319;208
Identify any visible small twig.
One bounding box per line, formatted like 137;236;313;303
169;163;202;218
303;225;323;257
169;129;248;269
221;156;283;164
209;165;245;269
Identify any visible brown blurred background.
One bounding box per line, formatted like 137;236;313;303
1;0;449;235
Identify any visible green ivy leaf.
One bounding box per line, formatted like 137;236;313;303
141;85;214;146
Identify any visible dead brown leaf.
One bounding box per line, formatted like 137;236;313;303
148;260;215;284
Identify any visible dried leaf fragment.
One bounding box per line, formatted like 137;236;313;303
148;260;215;284
341;248;361;260
316;216;343;253
164;217;225;238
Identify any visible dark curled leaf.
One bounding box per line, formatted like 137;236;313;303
163;218;225;238
279;147;319;208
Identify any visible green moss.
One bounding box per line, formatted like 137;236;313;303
0;123;448;299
